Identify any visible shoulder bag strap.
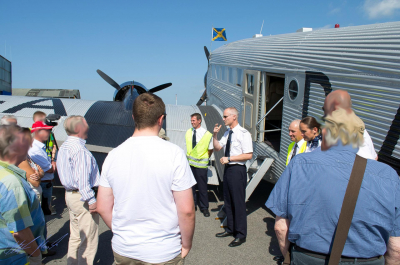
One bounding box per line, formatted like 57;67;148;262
328;155;367;265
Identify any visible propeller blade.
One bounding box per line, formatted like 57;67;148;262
196;89;207;106
148;83;172;93
135;86;147;94
204;46;210;61
96;69;121;90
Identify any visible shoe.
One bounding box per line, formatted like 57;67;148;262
228;237;246;247
42;249;56;257
215;231;233;238
201;209;210;217
195;206;198;211
50;205;56;215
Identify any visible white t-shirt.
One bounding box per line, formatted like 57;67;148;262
357;129;377;160
99;136;196;263
218;124;253;165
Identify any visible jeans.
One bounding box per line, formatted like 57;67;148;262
291;247;385;265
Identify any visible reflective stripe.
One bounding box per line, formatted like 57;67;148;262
187;155;209;162
188;160;208;168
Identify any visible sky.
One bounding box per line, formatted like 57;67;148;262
1;0;400;105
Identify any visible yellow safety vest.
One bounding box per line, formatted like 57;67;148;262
286;141;307;166
186;129;212;168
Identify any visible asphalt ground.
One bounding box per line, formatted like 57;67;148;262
43;179;281;265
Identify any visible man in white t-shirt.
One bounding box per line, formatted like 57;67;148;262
97;93;196;265
323;89;378;160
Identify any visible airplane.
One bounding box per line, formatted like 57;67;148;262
0;22;399;224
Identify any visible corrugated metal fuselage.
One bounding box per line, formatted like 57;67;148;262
206;21;400;182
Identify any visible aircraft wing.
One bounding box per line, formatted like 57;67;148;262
0;96;224;185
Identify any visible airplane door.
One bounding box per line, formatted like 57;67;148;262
242;70;260;141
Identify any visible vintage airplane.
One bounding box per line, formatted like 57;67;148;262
0;22;399;219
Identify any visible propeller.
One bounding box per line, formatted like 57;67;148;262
204;46;210;62
96;69;121;90
197;46;210;106
148;83;172;93
97;69;172;96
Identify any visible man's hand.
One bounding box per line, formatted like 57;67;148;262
51;161;57;170
89;202;97;214
29;169;40;181
214;124;222;135
220;157;229;165
181;245;191;258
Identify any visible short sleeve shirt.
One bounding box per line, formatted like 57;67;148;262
265;143;400;258
219;124;253;165
100;136;196;263
29;139;53;181
187;127;213;150
0;161;46;264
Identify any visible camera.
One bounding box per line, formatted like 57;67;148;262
45;114;61;126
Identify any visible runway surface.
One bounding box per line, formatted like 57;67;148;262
43;180;280;265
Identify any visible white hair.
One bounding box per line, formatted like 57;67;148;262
324;127;364;149
0;115;17;125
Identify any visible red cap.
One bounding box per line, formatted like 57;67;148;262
31;121;53;133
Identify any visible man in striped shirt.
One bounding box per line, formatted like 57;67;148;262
57;115;100;265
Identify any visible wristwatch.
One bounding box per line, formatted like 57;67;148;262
228;157;231;162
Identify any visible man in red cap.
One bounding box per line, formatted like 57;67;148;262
29;121;57;217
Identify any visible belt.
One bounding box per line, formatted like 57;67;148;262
225;164;245;167
66;190;79;193
293;245;382;262
66;187;98;193
41;180;53;183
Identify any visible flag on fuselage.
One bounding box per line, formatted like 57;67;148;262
212;28;227;41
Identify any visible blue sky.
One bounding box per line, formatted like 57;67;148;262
1;0;400;105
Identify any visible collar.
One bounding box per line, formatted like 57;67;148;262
325;140;358;154
229;123;241;133
67;136;86;145
296;138;305;146
33;139;46;150
0;160;27;180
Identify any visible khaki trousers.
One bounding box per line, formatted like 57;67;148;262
65;191;99;265
113;251;185;265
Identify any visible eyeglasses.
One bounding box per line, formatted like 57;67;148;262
223;114;234;118
161;112;167;120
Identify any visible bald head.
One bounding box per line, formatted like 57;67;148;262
288;119;303;143
324;90;352;116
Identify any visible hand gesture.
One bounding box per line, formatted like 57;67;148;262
29;169;40;181
214;124;222;134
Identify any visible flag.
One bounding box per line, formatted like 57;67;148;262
212;28;227;41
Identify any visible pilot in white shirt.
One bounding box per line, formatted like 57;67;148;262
213;107;253;248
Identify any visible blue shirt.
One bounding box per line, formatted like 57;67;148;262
266;143;400;258
0;161;46;264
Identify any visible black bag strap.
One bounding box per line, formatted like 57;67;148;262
328;155;367;265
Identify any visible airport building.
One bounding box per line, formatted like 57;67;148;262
0;55;11;95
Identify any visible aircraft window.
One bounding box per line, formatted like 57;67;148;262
221;67;227;82
216;66;220;79
237;69;243;87
289;80;299;100
246;74;254;95
211;65;216;78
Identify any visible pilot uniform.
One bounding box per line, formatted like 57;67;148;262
219;124;253;239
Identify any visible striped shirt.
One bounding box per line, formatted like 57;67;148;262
57;136;100;205
0;161;46;265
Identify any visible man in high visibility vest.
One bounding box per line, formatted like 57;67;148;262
286;119;307;165
186;113;213;217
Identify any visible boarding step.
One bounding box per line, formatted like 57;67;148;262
216;156;274;227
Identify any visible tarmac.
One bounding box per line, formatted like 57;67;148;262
43;179;280;265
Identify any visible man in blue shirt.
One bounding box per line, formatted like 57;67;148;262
266;108;400;264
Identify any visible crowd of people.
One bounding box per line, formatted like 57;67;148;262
0;90;399;265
